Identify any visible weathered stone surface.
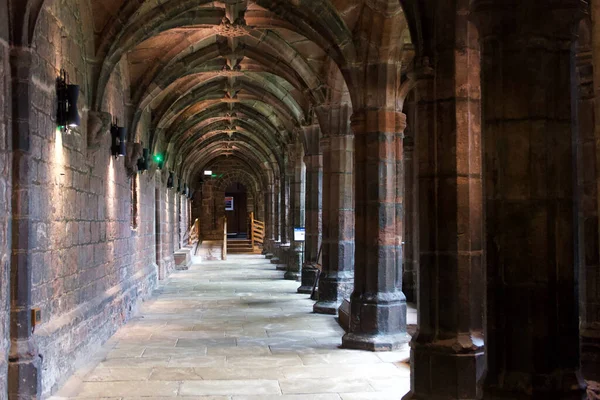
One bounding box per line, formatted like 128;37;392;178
0;15;10;399
50;254;411;399
314;105;355;315
582;1;600;384
285;141;305;281
343;110;409;352
403;2;485;398
472;0;588;398
5;0;600;398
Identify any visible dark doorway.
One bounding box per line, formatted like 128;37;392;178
225;183;248;238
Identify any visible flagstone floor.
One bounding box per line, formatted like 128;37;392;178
51;254;412;400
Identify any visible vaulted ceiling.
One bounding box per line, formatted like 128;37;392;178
90;0;413;190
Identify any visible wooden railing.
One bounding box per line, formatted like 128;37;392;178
222;216;227;260
188;218;199;246
249;212;265;252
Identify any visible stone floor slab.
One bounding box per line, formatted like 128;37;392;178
52;254;412;399
76;381;179;397
179;379;281;396
279;377;374;394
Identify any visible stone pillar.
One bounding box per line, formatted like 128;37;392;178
281;170;289;245
8;46;42;400
270;178;283;264
273;179;281;243
263;189;275;255
403;1;486;394
471;1;587;398
405;60;484;400
286;142;305;280
299;152;323;293
342;109;408;350
155;174;170;280
255;190;264;221
583;3;600;384
402;100;417;304
314;105;355;314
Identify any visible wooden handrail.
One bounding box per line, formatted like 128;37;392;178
222;217;227;260
188;218;199;246
249;212;265;251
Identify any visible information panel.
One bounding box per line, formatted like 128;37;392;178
225;197;234;211
294;227;306;242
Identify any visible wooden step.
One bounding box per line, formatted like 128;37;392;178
228;243;252;248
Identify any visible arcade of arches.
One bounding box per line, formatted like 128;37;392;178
0;0;599;399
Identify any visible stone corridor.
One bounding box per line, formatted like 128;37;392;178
49;255;411;400
3;0;600;398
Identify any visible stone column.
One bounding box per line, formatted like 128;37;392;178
155;174;170;280
263;189;275;255
273;178;281;243
403;1;486;394
286;142;305;280
299;152;323;293
8;46;42;400
583;3;600;384
270;178;283;264
281;170;290;245
314;105;355;314
471;1;587;398
342;109;408;350
402;100;417;303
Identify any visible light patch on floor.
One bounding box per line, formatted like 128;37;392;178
49;254;411;399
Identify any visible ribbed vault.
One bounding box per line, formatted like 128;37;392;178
81;0;413;195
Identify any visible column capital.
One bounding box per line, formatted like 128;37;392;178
471;0;587;41
351;109;407;135
315;103;353;137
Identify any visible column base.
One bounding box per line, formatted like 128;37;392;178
338;299;351;331
284;271;300;280
403;338;484;400
298;265;318;294
270;257;280;264
483;371;587;400
285;246;302;281
264;253;274;259
313;300;340;315
582;330;600;381
342;332;410;352
314;272;353;315
297;285;313;294
343;292;408;351
8;338;42;400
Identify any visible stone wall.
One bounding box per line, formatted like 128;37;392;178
26;0;159;395
0;1;10;396
155;175;175;280
179;195;190;248
171;189;179;255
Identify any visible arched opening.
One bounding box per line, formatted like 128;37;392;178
224;182;248;238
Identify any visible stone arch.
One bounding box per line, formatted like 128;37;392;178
91;0;360;111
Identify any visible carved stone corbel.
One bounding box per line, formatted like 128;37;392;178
125;142;143;176
87;111;112;151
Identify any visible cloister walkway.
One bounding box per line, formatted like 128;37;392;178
50;254;411;400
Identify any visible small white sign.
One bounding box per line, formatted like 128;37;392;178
294;227;306;242
225;196;234;211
